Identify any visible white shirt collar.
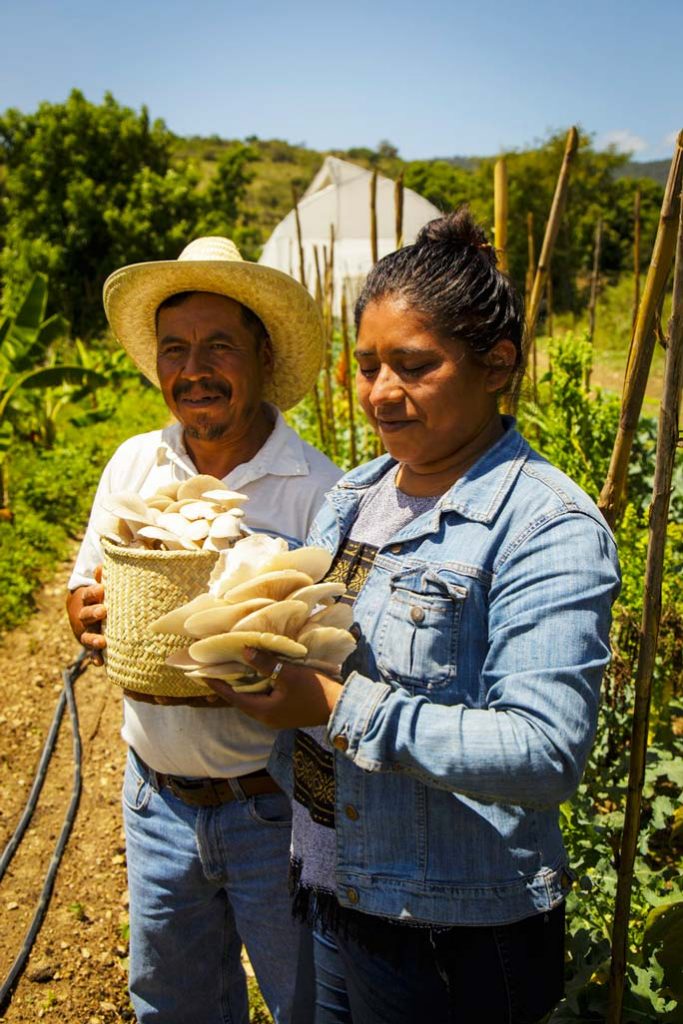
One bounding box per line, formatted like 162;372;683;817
154;404;310;488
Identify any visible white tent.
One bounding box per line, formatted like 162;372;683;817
258;156;442;314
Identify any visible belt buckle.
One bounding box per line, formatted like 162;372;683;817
166;777;189;802
166;776;232;807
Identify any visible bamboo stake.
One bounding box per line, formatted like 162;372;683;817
395;172;404;250
313;245;324;310
340;287;358;467
633;187;641;330
312;381;326;449
494;159;509;273
598;130;683;527
526;212;537;399
322;232;337;459
525;212;536;308
546;275;554;337
606;164;683;1024
587;218;603;348
525;128;578;346
370;169;379;265
291;185;306;289
508;127;579;412
292;187;326;446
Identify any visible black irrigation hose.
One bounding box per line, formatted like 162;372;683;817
0;649;88;1007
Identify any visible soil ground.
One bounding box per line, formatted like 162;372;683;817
0;549;267;1023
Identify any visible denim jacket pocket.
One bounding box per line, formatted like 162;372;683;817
376;567;468;691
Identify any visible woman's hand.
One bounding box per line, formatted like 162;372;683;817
203;647;344;730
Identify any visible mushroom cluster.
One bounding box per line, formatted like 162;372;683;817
150;534;356;692
95;475;247;551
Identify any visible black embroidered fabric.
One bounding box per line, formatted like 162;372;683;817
291;536;379;832
290;535;438;951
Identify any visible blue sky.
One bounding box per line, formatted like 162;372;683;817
1;0;679;161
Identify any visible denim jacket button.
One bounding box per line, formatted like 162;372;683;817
389;543;402;554
333;735;349;752
345;804;359;821
410;605;425;623
346;887;359;904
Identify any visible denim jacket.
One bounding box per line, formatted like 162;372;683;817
270;421;621;926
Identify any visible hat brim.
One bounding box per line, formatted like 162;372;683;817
103;260;324;411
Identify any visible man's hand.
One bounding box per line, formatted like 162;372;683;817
66;565;107;665
203;647;343;729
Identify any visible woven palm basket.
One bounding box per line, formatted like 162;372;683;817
101;538;219;697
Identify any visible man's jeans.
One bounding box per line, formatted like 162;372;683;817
123;749;302;1024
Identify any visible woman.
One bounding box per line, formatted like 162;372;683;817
208;209;621;1023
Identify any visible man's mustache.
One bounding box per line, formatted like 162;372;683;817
173;381;232;401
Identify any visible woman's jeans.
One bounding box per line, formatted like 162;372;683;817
303;903;565;1024
123;749;303;1024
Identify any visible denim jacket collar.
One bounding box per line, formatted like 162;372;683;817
331;417;529;535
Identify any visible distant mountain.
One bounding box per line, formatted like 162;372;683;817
618;160;670;186
435;155;669;185
430;156;483;171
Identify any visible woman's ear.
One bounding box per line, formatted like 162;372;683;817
484;339;518;393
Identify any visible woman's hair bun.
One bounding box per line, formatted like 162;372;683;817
416;207;498;267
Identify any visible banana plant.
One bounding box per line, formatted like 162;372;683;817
0;273;106;513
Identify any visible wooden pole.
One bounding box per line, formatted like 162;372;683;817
394;172;404;250
526;126;579;344
370;169;379;265
525;212;536;309
587;218;603;348
526;212;537;399
313;245;324;311
633;187;641;330
494;159;509;273
291;185;307;289
606;164;683;1024
322;233;337;459
546;275;554;337
598;130;683;527
508;127;579;412
313;382;326;448
340;287;358;467
585;218;603;391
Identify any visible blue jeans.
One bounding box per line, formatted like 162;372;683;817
303;903;565;1024
123;749;303;1024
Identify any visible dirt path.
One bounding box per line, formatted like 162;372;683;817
0;552;267;1024
0;548;132;1022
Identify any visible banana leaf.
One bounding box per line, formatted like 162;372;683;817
13;273;48;330
0;366;107;419
11;314;70;373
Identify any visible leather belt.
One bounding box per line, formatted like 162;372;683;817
138;755;282;808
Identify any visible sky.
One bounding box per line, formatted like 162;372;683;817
0;0;680;162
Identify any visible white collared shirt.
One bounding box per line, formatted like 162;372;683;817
70;407;340;777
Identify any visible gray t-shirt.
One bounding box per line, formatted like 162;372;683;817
349;463;440;545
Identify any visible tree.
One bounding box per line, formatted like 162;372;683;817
197;143;258;237
0;92;209;337
404;132;664;314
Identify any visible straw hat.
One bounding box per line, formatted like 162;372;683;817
103;237;323;411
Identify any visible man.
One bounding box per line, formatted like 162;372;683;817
66;236;340;1024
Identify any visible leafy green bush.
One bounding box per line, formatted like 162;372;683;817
0;381;167;632
515;333;682;1022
